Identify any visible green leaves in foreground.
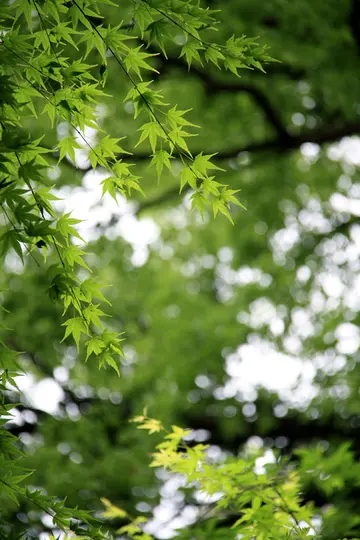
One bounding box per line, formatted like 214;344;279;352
0;0;275;538
101;415;316;540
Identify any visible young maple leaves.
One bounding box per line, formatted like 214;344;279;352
123;80;247;222
67;0;272;221
112;412;316;540
0;1;277;539
1;0;273;372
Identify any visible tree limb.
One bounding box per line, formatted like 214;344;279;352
184;409;360;456
54;117;360;214
135;119;360;214
147;44;289;138
58;116;360;179
350;0;360;55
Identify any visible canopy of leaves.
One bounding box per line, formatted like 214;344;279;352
1;0;360;539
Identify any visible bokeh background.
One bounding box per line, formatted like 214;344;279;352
3;0;360;538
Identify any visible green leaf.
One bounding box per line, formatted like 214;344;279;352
166;106;199;130
56;136;82;163
135;4;154;37
124;46;159;79
193;152;225;178
0;229;24;262
57;213;84;242
99;353;120;376
150;150;173;180
136;122;164;153
80;279;111;305
83;304;105;329
61;317;89;350
204;47;225;68
85;336;105;359
168;126;195;155
62;245;91;270
180;40;204;69
212;198;233;223
190;191;207;217
180;166;197;192
100;176;120;201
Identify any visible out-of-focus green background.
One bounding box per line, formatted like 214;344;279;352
3;0;360;538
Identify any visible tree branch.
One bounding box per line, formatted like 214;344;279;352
146;42;289;138
350;0;360;55
54;115;360;215
135;119;360;214
184;409;360;456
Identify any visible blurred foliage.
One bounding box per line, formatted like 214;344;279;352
2;0;360;538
